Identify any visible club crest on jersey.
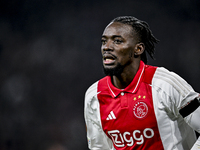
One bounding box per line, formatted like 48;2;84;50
133;101;148;119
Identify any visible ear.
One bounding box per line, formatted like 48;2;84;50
134;43;145;56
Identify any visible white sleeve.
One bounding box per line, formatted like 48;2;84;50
153;67;199;119
84;82;115;150
184;103;200;133
191;136;200;150
184;98;200;150
153;68;200;149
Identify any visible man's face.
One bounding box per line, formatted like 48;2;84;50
101;22;138;76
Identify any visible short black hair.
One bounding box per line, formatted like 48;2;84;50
111;16;159;64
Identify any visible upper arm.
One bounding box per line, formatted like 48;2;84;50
181;97;200;133
153;67;199;118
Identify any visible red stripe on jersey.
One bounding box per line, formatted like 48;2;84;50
97;61;164;150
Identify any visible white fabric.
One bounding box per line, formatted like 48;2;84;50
185;106;200;133
84;82;115;150
152;67;199;150
84;67;200;150
191;137;200;150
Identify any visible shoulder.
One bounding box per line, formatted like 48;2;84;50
85;81;99;99
152;67;194;98
151;67;199;118
154;67;183;81
84;81;99;120
85;76;108;98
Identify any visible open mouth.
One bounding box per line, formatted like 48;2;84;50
103;54;116;65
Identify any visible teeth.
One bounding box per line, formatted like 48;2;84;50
106;58;113;62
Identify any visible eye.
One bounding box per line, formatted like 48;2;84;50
101;38;106;45
114;39;123;44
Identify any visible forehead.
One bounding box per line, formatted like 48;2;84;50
102;22;134;38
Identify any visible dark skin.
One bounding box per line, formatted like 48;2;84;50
101;22;145;89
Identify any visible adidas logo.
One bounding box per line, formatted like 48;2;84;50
106;111;116;120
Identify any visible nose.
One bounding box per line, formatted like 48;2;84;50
102;40;113;52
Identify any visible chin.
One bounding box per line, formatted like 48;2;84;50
103;63;124;76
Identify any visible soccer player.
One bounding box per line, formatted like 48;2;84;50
84;16;200;150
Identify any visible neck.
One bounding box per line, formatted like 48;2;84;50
112;60;140;89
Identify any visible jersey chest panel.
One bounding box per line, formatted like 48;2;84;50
98;82;164;150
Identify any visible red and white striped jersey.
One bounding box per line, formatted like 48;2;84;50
84;61;199;150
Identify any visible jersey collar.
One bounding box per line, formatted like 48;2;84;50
107;61;145;98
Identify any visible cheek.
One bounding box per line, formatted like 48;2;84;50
101;46;103;53
129;50;133;58
118;49;133;64
120;48;134;59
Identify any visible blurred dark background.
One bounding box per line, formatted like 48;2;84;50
0;0;200;149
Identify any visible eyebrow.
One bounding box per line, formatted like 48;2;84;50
101;35;123;38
